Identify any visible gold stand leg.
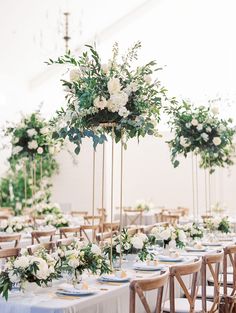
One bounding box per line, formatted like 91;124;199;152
110;127;115;269
119;133;124;268
101;142;105;243
191;152;196;222
92;149;96;234
195;155;199;223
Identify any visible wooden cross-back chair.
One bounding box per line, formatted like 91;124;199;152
84;215;102;225
31;229;56;244
27;242;56;255
162;214;180;226
0;234;21;248
130;270;169;313
80;225;99;243
176;207;189;217
0;247;20;259
163;258;206;313
103;221;120;232
96;230;118;244
223;245;236;313
200;250;224;313
127;227;140;236
124;208;144;226
59;226;81;239
71;210;88;218
56;238;76;247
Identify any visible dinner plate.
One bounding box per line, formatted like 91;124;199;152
98;274;131;282
133;262;165;271
158;255;185;262
185;247;207;252
57;289;96;296
202;242;222;246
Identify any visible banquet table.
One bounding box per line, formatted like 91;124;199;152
0;244;229;313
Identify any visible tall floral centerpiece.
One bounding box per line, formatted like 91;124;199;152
48;42;173;153
166;100;236;173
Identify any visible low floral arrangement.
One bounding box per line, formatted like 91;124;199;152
45;213;69;229
57;240;111;283
0;216;34;233
103;229;154;262
150;225;187;249
47;42;173;154
0;248;61;300
180;223;204;240
35;203;62;217
204;216;231;233
135;200;153;212
166;100;236;172
4;111;61;160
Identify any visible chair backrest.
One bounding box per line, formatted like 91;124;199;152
96;230;118;243
201;250;224;313
169;258;202;313
31;229;56;244
71;210;88;217
59;226;81;239
223;245;236;307
162;214;179;225
0;234;21;248
176;207;189;217
103;221;120;232
80;225;99;243
56;238;77;247
27;242;55;255
0;247;20;259
130;270;169;313
127;227;140;236
124;208;144;226
84;215;102;225
139;224;155;235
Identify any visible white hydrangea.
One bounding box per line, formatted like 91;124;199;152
27;129;37;137
118;107;130;118
93;96;107;110
40;127;49;135
131;237;144;250
110;92;128;109
9;271;21;284
91;244;102;255
178;229;187;242
12;146;23;155
160;228;171;240
14;256;30;269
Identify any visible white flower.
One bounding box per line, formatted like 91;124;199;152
116;244;121;253
93;97;107;110
118;107;130;118
191;119;198;126
185;123;191;128
40;127;49;135
206;127;212;133
178;230;186;242
180;136;190;148
12;146;23;155
131;237;144;250
101;63;110;74
197;124;203;131
37;147;44;154
34;258;50;279
169;240;177;249
14;256;30;269
110;92;128;108
144;75;152;84
201;133;209;142
28;140;38;150
137;233;148;242
129;82;138;92
70;68;80;82
9;271;21;284
160;228;171;241
27;129;37;137
13;137;19;144
91;244;102;255
211;106;219;115
213;137;221;146
124;242;131;250
49;146;55;154
107;78;121;94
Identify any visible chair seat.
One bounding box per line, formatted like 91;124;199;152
163;298;212;313
196;286;234;298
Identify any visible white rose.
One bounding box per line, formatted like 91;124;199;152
93;96;107;110
6;227;13;233
137;233;148;242
201;133;209;142
180;136;190;148
28;140;38;150
37;147;44;154
144;75;152;84
213;137;221;146
27;129;37;137
14;256;30;269
107;78;121;94
110;92;128;108
118;107;130;118
70;68;80;82
35;258;50;279
40;127;49;135
91;244;102;255
191;119;198;126
206;127;212;133
197;124;203;131
131;237;144;250
12;146;23;155
211;106;219;115
160;228;171;240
